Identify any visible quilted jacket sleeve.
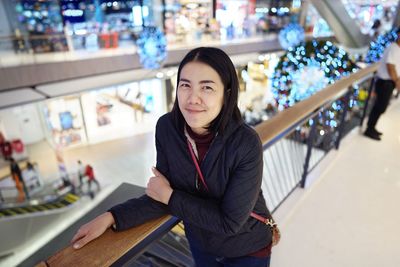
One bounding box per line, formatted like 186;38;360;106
108;117;170;231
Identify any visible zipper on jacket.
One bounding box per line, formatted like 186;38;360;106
200;132;218;169
195;173;200;191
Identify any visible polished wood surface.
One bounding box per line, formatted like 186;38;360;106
41;215;172;267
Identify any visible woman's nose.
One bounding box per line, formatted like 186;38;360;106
187;89;201;104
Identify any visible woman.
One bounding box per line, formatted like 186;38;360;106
71;47;279;266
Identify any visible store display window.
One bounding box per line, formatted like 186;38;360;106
8;0;160;53
254;0;301;35
164;0;213;43
13;0;68;53
216;0;253;40
80;78;166;144
237;52;282;126
42;97;87;148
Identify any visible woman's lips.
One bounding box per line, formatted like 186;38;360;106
185;108;204;114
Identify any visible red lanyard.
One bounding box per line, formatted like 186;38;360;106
187;139;209;191
186;138;272;226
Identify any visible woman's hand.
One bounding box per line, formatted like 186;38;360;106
71;212;115;249
146;167;173;205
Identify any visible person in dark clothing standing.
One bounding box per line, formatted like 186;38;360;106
77;160;85;189
71;47;280;266
365;29;400;141
10;157;29;202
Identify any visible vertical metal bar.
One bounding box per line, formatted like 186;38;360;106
268;146;286;201
275;141;291;194
0;189;3;203
282;138;298;188
293;129;305;183
79;96;89;144
301;115;318;188
161;0;166;31
359;73;376;127
335;88;352;150
263;151;280;208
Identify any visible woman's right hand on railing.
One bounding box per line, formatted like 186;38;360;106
71;212;115;249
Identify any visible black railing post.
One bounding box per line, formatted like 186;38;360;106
360;73;376;127
301;114;318;188
335;87;352;150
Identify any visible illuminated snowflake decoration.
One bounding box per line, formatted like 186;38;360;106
365;27;399;63
278;23;305;49
272;40;359;110
136;26;167;69
289;59;330;104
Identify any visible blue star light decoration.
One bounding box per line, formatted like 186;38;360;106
136;26;167;69
365;28;399;63
279;23;305;49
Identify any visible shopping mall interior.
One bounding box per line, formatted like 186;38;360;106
0;0;399;266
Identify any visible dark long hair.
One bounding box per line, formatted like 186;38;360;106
171;47;243;134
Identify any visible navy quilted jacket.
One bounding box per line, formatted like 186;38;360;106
109;112;272;257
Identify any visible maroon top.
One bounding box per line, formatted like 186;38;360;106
186;126;214;163
186;126;272;258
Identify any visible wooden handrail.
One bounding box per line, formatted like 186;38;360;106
36;215;174;267
255;63;379;146
35;63;378;266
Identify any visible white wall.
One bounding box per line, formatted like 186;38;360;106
0;104;45;144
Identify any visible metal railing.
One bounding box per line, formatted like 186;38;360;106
35;63;379;266
256;63;378;212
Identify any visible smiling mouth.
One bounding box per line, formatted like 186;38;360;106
185;108;205;113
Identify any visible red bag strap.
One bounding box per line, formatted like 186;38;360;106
187;139;209;191
186;138;272;226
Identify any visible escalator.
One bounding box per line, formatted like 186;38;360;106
14;183;196;267
132;226;194;267
0;185;83;259
0;192;79;218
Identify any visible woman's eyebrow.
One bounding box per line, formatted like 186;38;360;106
199;80;216;84
179;78;215;84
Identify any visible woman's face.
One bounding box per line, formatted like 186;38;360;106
177;61;224;135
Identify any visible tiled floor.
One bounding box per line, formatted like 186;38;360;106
26;131;156;189
272;98;400;267
1;98;399;266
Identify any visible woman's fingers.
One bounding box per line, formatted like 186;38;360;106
70;212;115;250
73;234;92;249
71;228;86;244
151;167;162;177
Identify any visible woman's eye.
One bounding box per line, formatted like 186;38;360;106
179;83;190;88
203;86;214;91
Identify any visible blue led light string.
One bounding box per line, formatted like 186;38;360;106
271;40;360;133
365;27;399;63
